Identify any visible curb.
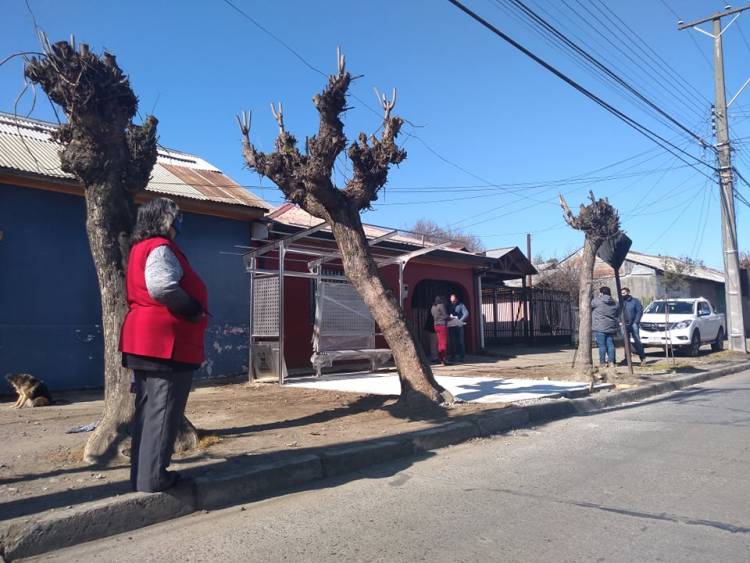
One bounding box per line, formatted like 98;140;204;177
2;360;748;560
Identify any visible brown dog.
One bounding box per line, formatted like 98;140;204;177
5;373;53;408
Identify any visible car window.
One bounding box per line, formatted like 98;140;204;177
698;302;710;316
643;301;694;314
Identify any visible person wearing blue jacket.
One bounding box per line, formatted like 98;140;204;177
448;293;470;362
621;287;646;362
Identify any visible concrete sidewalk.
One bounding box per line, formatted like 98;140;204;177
2;359;748;561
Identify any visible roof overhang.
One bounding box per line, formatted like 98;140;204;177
0;170;266;222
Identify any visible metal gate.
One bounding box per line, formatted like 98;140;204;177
482;287;573;345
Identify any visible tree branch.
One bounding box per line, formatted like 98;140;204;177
559;193;579;229
343;87;406;210
307;46;350;175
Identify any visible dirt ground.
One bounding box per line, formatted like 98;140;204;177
1;344;745;522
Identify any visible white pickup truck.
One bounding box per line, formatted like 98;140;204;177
638;298;726;356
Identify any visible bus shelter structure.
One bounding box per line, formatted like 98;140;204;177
243;221;452;384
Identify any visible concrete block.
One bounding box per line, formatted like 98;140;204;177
606;387;652;406
0;488;194;561
570;394;608;414
524;399;575;422
321;440;414;478
195;454;322;510
474;408;530;437
410;422;478;452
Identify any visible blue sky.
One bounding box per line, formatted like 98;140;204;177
2;0;750;269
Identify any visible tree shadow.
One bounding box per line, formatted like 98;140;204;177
0;433;434;522
212;394;392;438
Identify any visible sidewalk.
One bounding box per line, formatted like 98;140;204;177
0;345;740;513
1;348;748;560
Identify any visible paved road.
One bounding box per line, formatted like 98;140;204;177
32;372;750;562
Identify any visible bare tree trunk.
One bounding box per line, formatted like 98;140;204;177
573;237;597;377
81;181;135;462
329;210;452;407
558;192;620;382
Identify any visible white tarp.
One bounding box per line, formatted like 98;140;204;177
288;373;596;403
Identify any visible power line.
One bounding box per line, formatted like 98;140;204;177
560;0;707;121
221;0;529;199
593;0;711;108
506;0;712;150
446;0;717;179
564;0;707;120
659;0;713;70
642;189;703;251
522;0;706;123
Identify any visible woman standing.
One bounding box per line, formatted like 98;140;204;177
431;296;449;366
591;286;620;371
120;198;208;493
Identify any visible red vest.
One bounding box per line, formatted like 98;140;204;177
120;237;209;364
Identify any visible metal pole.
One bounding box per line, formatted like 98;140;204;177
522;276;530;343
278;243;286;384
248;256;255;381
477;274;485;351
678;7;748;352
492;288;498;340
398;261;405;308
614;268;633;375
712;17;747;352
526;233;534;343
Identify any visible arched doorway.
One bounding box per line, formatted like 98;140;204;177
409;279;469;357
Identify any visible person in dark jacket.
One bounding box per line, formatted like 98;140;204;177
620;287;646;362
120;198;208;493
448;293;470;361
431;296;449;366
591;286;620;368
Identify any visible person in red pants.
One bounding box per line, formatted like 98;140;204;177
431;296;449;366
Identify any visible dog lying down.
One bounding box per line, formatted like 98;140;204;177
5;373;53;408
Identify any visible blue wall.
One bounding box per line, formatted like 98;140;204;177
0;183;251;392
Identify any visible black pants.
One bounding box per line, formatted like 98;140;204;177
130;370;193;492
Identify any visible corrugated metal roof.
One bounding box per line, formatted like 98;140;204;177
626;251;725;283
553;247;725;283
270;203;465;249
485;247;515;259
0;112;269;211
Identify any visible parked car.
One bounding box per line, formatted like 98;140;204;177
638;298;725;356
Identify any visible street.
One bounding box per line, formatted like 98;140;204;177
31;371;750;562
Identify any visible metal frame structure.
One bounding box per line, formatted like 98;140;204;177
243;221;453;384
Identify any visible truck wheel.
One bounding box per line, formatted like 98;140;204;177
711;328;725;352
688;330;701;357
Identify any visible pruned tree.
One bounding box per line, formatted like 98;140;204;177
25;36;198;463
559;191;620;378
411;219;484;253
237;49;452;407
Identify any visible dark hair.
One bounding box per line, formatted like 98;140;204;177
131;198;181;243
599;286;611;296
621;287;630;292
433;295;445;305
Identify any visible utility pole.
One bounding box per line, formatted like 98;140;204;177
679;5;749;352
